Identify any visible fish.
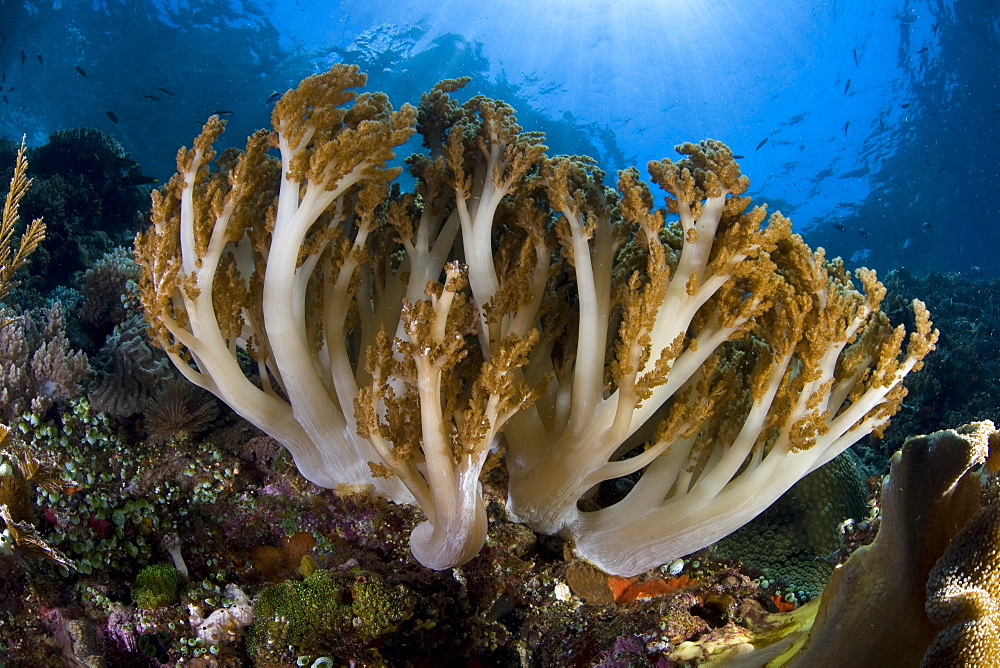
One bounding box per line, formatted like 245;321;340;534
922;222;933;232
782;112;808;126
732;154;745;160
157;87;174;96
833;223;847;232
20;50;25;64
105;110;118;124
1;96;7;104
75;65;87;77
857;228;868;237
36;53;42;64
755;138;768;150
900;103;911;108
2;73;5;84
266;91;282;104
853;48;859;66
212;110;233;116
844;121;850;136
6;86;13;92
917;46;929;54
144;95;161;101
844;78;851;95
122;174;159;185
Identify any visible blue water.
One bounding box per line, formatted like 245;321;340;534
2;0;997;277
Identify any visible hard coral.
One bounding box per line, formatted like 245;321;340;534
0;301;90;422
79;246;140;334
712;449;869;601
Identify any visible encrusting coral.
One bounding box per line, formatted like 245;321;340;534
134;64;937;573
711;449;869;601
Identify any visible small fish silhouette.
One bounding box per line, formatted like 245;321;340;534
157;87;174;96
105;110;119;124
755;138;768;150
36;53;42;64
75;65;87;77
122;174;159;185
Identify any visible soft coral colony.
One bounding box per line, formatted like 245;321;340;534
133;64;938;575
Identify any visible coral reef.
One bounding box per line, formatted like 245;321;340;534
786;423;991;664
3;66;994;668
1;128;151;295
869;269;1000;464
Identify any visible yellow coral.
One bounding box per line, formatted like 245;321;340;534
0;137;45;329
